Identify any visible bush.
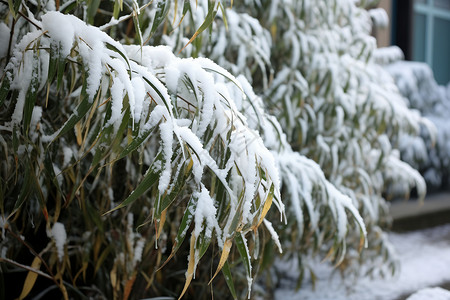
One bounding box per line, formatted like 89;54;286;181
0;0;429;299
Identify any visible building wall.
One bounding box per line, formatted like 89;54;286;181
376;0;392;48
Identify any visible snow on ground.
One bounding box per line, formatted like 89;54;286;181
406;287;450;300
275;224;450;300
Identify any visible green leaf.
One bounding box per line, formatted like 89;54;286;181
197;231;211;259
0;76;10;107
103;161;161;215
176;196;195;242
56;53;66;91
110;106;131;153
54;83;94;141
29;164;47;220
47;45;58;85
218;2;228;30
180;1;219;52
23;58;39;135
235;232;251;278
43;151;65;202
13;0;21;16
117;122;159;160
158;195;196;270
7;0;21;18
149;0;171;38
105;43;131;77
133;13;143;46
221;261;237;300
87;0;101;25
141;76;172;117
156;161;189;217
12;165;33;216
113;0;121;19
62;0;78;13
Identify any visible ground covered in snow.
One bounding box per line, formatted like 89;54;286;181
275;224;450;300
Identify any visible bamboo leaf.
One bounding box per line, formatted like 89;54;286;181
157;161;189;217
0;76;10;107
87;0;101;24
54;84;94;141
56;54;66;91
180;1;219;52
48;45;58;85
18;256;41;300
158;196;196;270
94;246;112;274
113;0;121;19
156;208;167;239
11;165;33;216
255;184;274;228
23;58;39;135
141;76;173;117
149;0;171;38
117;121;159;160
235;232;251;278
221;261;237;300
13;0;21;16
208;239;232;284
178;234;196;300
103;163;161;215
62;0;78;13
123;274;136;300
105;43;131;76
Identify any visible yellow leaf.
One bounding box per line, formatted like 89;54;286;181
257;186;274;228
185;158;193;175
110;263;118;295
157;208;167;240
208;239;232;284
178;234;196;300
75;122;82;146
18;256;41;300
123;274;136;300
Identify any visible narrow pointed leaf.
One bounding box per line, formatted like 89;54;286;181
103;164;160;215
222;261;237;300
209;239;232;284
18;256;41;300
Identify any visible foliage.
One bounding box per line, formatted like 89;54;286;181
0;1;282;299
0;0;430;299
158;0;429;283
386;59;449;190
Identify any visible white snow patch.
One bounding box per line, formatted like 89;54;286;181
48;222;67;262
0;23;10;59
407;287;450;300
275;224;450;300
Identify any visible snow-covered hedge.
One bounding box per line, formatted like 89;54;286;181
160;0;428;280
0;0;429;299
385;60;450;190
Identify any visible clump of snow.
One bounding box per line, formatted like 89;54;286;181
407;287;450;300
369;8;389;28
373;46;404;65
193;185;220;240
48;222;67;262
0;23;10;60
41;12;75;58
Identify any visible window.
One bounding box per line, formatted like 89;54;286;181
413;0;450;84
